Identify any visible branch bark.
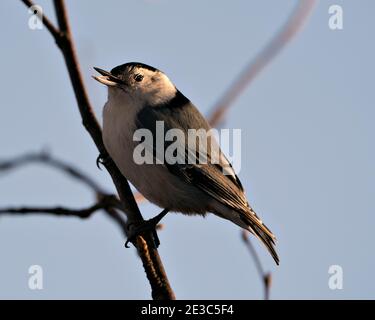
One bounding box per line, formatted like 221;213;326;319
241;230;272;300
18;0;174;299
15;1;317;300
0;196;112;219
0;151;104;194
0;151;129;236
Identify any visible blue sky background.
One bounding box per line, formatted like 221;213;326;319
0;0;374;299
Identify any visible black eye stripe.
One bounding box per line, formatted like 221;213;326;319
134;74;144;82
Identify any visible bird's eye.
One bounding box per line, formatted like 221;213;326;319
134;74;144;82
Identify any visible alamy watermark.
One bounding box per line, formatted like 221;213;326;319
328;265;343;290
329;5;343;30
133;121;242;174
28;4;43;30
28;265;43;290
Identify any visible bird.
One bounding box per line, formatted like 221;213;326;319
93;62;279;265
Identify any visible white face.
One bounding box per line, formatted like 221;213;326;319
94;64;177;107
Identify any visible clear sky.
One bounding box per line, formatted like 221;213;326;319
0;0;374;299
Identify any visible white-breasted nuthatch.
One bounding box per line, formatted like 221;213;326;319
93;62;279;265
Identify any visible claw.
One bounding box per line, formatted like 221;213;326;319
96;154;103;170
124;239;132;248
124;228;160;248
124;222;135;248
96;153;110;170
124;221;157;248
124;209;169;249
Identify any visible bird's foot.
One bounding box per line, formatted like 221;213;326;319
125;208;169;248
96;152;110;170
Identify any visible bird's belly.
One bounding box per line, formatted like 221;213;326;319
103;105;209;214
113;147;209;214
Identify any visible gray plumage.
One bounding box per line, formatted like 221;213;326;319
94;62;279;265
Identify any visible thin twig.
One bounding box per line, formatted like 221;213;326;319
0;151;104;194
241;230;272;300
0;151;128;236
18;0;175;299
208;0;317;127
0;195;114;219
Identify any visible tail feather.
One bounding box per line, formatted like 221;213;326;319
249;221;279;265
211;201;279;265
241;208;279;265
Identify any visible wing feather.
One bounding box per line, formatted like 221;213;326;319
136;91;246;210
136;92;279;264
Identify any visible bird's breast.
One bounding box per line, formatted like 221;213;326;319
102;99;210;214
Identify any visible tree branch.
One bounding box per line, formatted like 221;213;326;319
0;151;104;194
0;196;113;219
15;0;317;300
18;0;174;299
241;230;272;300
0;151;129;236
208;0;317;127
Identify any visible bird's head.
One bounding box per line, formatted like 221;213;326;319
93;62;177;106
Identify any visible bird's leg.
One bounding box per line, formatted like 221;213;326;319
96;152;111;170
125;208;169;248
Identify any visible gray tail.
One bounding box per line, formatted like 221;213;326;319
241;208;280;265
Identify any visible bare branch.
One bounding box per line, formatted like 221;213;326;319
241;230;272;300
208;0;317;127
0;199;109;219
18;0;175;299
104;207;128;236
0;205;97;217
0;151;105;194
0;151;129;236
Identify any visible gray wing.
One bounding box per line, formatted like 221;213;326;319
137;92;279;265
136;91;248;212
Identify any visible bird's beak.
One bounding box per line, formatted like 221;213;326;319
92;67;126;86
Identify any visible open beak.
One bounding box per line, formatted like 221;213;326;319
93;67;126;86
